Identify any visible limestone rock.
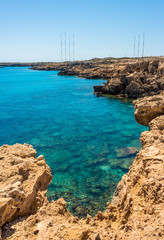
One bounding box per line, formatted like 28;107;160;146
107;78;124;94
158;61;164;75
0;144;52;228
92;58;164;98
125;80;144;98
133;91;164;125
111;114;164;239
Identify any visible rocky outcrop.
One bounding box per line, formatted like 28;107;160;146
0;144;52;229
133;91;164;125
110;115;164;239
31;57;164;99
94;59;164;98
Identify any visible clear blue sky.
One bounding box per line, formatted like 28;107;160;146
0;0;163;62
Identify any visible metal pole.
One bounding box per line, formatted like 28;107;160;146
65;32;67;61
142;32;145;58
73;34;75;61
60;34;63;62
138;34;140;58
133;36;136;57
69;35;71;61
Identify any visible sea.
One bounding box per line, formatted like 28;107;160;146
0;66;148;217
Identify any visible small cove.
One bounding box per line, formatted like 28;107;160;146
0;67;148;217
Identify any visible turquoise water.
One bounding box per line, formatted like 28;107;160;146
0;67;147;217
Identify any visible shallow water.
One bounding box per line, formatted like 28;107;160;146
0;67;147;217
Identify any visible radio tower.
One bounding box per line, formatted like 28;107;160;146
60;34;63;62
73;34;75;61
65;32;67;61
138;34;140;58
142;32;145;58
69;35;71;61
133;36;136;57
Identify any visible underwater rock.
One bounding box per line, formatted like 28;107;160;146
115;146;139;158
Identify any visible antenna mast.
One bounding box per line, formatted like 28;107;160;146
133;36;136;57
69;35;71;61
73;34;75;61
60;34;63;62
142;32;145;58
65;32;67;61
138;34;140;58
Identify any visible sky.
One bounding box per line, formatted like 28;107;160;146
0;0;164;62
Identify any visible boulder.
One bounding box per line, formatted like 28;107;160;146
158;62;164;75
125;80;144;98
133;91;164;125
148;60;159;74
107;78;124;94
0;144;52;228
139;61;149;72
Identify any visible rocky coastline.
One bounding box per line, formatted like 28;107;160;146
2;57;164;99
0;90;164;239
31;57;164;99
93;59;164;98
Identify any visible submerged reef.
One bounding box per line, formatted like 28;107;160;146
0;91;164;239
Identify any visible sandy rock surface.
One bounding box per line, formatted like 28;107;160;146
133;91;164;125
0;144;52;228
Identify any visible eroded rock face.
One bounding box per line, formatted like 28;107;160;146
0;144;52;228
133;91;164;125
93;58;164;98
110;114;164;239
1;92;164;239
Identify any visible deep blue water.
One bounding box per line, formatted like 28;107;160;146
0;67;147;217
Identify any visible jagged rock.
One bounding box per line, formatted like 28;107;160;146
92;58;164;98
139;61;149;72
148;60;159;74
0;144;52;228
93;85;104;92
158;62;164;75
125;80;144;98
107;78;124;94
111;113;164;239
133;91;164;125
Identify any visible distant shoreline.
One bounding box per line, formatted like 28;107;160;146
1;56;164;99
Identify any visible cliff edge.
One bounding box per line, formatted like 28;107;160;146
94;58;164;98
0;92;164;239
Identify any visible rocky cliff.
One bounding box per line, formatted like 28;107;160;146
0;91;164;239
94;59;164;98
0;144;52;238
30;57;164;99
